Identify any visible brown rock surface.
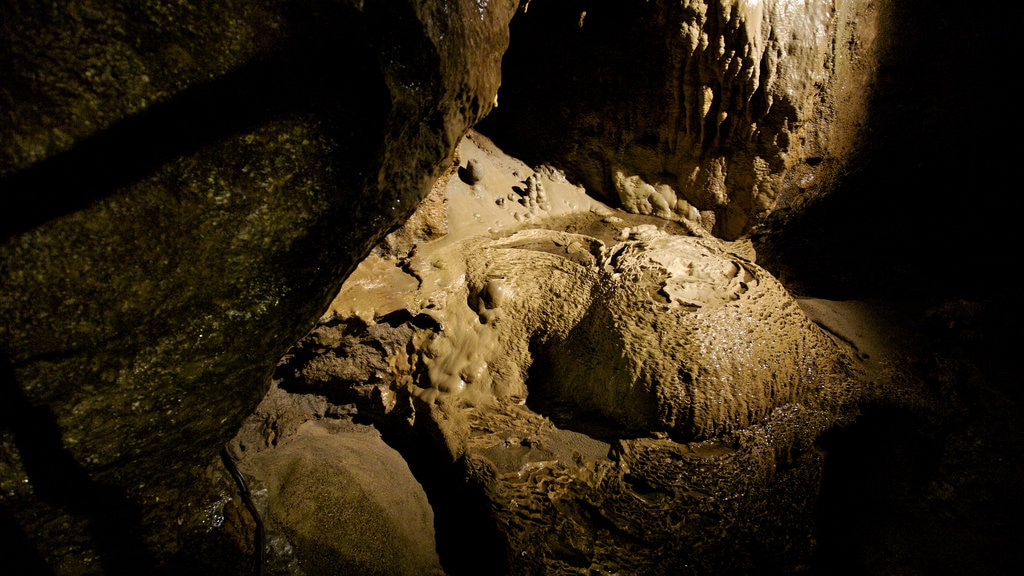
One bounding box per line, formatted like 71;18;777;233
240;419;443;576
249;131;866;574
2;1;1017;574
315;132;856;442
480;0;880;239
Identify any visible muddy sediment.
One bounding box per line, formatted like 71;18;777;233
213;130;1020;576
216;131;898;574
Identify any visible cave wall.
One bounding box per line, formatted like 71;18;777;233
1;0;1015;571
0;0;517;571
752;0;1017;300
480;0;878;239
482;0;1014;300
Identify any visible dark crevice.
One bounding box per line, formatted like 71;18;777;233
374;415;509;576
269;314;508;575
0;505;51;575
1;355;155;575
752;0;1013;303
813;406;945;576
523;346;643;444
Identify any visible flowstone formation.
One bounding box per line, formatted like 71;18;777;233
364;222;847;443
238;131;863;574
481;0;880;239
0;1;517;571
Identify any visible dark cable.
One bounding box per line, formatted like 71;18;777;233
220;446;265;576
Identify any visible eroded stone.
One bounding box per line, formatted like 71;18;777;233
242;420;444;576
480;0;881;239
251;131;862;573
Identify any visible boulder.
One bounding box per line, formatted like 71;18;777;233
267;131;863;574
243;420;444;576
0;0;517;571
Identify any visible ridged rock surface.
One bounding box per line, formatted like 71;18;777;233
310;133;854;446
264;131;861;573
481;0;879;239
387;224;850;442
537;227;846;440
0;0;517;571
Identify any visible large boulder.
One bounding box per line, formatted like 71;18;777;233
243;420;444;576
301;131;855;448
0;0;517;571
268;130;862;574
535;226;849;440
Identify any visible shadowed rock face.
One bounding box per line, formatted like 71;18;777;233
752;0;1015;302
479;0;879;239
0;0;516;571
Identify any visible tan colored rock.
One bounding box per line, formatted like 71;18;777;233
395;224;850;442
256;131;870;574
244;421;444;576
542;226;849;440
319;131;855;450
481;0;881;239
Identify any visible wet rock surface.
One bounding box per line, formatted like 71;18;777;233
480;0;880;239
0;0;517;571
221;132;866;574
217;129;1019;575
2;1;1017;574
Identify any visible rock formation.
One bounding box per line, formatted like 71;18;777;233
242;418;444;576
240;131;862;574
0;0;517;571
480;0;879;239
2;0;1017;574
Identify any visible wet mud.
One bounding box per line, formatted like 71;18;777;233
211;131;1018;575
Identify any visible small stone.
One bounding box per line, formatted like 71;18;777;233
459;158;485;185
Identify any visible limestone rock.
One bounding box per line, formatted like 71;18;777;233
458;158;486;185
0;0;517;571
537;226;851;440
389;223;853;443
243;420;444;576
480;0;880;239
459;399;842;575
301;131;855;450
264;132;862;574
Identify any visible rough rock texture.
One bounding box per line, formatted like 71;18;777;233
459;400;847;575
325;130;856;444
4;0;1017;574
0;0;517;571
311;133;855;446
219;110;1019;573
480;0;879;239
537;227;849;440
248;131;862;574
377;222;852;444
241;419;443;576
311;126;856;444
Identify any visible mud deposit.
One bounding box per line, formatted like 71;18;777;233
214;132;1016;575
